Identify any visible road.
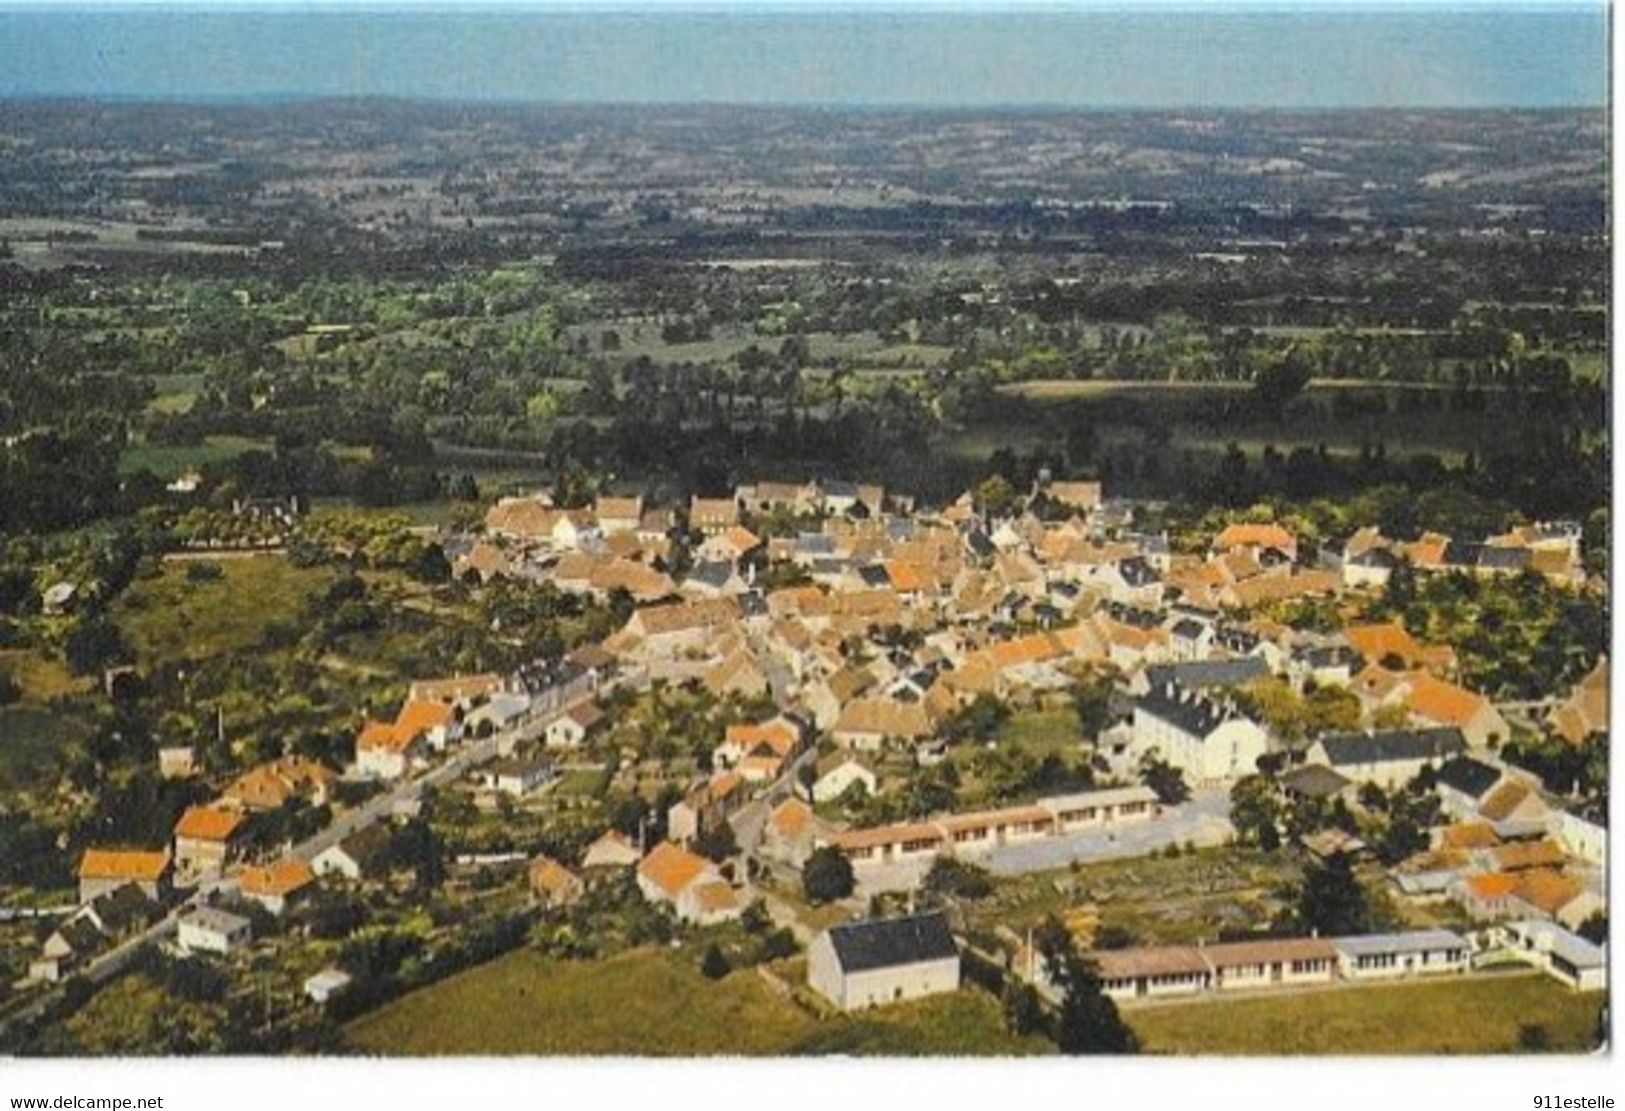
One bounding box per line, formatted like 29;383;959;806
0;668;601;1049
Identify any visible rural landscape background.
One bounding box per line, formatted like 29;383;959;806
0;0;1612;1105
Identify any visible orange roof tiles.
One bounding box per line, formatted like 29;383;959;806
174;805;246;843
240;857;315;897
768;798;813;837
1512;869;1584;916
638;841;711;898
395;700;456;739
1465;872;1519;900
1492;840;1567;872
725;721;798;757
79;849;170;881
1214;522;1296;552
1479;781;1540;823
832;821;946;853
1439;823;1501;850
1404;673;1487;728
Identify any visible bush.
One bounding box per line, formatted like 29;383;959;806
801;846;855;904
700;942;731;980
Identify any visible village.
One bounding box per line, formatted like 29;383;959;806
7;470;1605;1053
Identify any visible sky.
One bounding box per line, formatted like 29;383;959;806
0;2;1608;107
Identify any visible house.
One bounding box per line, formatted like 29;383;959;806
1492;920;1607;991
807;911;961;1012
635;841;742;925
408;673;505;707
1140;657;1270;697
1478;779;1550;838
1342;622;1456;675
667;772;747;843
78;848;172;904
1042;480;1103;513
544;702;605;750
238;857;317;916
1401;672;1510;749
832;697;935;751
581;829;642;872
483;754;554;797
221;755;337;812
1211;522;1298;563
1278;764;1355;806
761;797;829;867
811;751;879;804
77;883;160;941
1433;755;1506;820
829;820;948;869
594;494;645;536
689;496;740;534
158;746;198;780
1549;657;1607;745
1130;685;1269;786
37;917;105;980
173;805;248;873
178;906;252;956
1304;727;1467;791
393;699;463;753
1332;930;1470;980
528;855;585;910
311;822;395;881
715;719;800;783
304;968;354;1005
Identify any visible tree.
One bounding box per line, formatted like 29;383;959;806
1577;911;1608;947
1001;979;1045;1037
699;942;731;981
923;856;994;900
1070;666;1118;741
1035;915;1138;1055
973;474;1018;518
1138;754;1190;805
692;821;738;864
1294;852;1373;937
801;846;855;904
1229;774;1283;851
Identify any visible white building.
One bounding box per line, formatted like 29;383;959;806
1333;930;1470;981
807;912;961;1012
177;907;252;956
1131;684;1269;786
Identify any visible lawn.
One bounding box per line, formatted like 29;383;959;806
0;704;91;791
344;944;1051;1057
344;946;819;1055
0;649;93;703
118;434;276;478
1125;972;1605;1055
995;707;1083;757
114;556;336;664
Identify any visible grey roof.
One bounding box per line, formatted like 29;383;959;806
686;561;735;589
797;533;838;555
857;564;891;588
1441;540;1483;568
1104;602;1162;629
738;590;769;618
885;519;917;542
185;906;251;936
53;917;104;954
1315;728;1466;769
1169;618;1208;641
87;882;160;933
820;479;861;499
1118;556;1159;588
809;558;849;577
1334;930;1468;958
826;911;958;974
1137;685;1245;740
1435;756;1503;800
1478;546;1532;572
335;822;395;871
1215;626;1263;654
1505;920;1606;970
1349;547;1398;569
1145;657;1269;692
1296;645;1363;670
965;530;996;559
1280;763;1353;799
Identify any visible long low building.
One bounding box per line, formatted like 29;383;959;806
1042;930;1474;1004
827;785;1162;867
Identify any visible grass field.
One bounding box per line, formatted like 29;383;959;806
345;946;819;1055
1125;972;1605;1055
119;434;276;478
0;649;93;703
995;707;1083;757
0;704;91;791
343;945;1051;1057
114;556;335;664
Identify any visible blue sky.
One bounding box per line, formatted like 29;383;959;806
0;2;1608;106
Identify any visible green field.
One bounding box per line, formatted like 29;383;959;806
119;434;276;478
0;704;92;791
343;945;1050;1056
1125;972;1605;1055
114;556;336;664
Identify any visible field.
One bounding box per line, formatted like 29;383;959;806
118;434;276;478
342;945;1050;1056
113;556;336;664
1125;972;1605;1055
0;704;92;791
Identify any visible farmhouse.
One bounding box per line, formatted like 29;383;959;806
178;906;252;956
78;849;172;904
172;805;248;873
807;911;961;1012
238;857;317;916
